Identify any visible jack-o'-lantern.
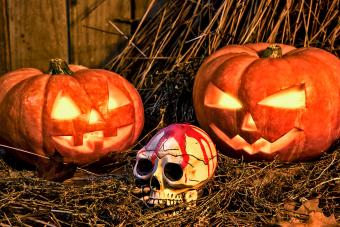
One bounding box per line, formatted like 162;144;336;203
0;59;144;170
193;43;340;162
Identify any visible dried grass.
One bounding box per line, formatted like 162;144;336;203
0;149;339;226
0;0;339;226
108;0;339;135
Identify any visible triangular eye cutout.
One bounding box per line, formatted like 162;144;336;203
51;91;81;120
258;84;305;109
107;81;130;110
204;82;242;110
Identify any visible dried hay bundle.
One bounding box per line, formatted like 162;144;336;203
0;150;339;225
0;0;339;226
108;0;339;138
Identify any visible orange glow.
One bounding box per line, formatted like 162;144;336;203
51;92;81;120
89;109;104;124
108;83;130;110
204;83;242;110
52;124;133;152
83;130;104;140
258;86;305;109
210;123;300;154
241;113;257;131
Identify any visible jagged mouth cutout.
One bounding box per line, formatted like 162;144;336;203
210;124;301;154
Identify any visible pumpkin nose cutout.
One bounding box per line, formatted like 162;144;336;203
88;109;104;124
241;113;257;132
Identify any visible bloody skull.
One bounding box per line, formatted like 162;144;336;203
133;124;217;206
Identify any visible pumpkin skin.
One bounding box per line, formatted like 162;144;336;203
0;61;144;167
193;43;340;162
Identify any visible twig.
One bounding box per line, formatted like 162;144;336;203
108;21;147;57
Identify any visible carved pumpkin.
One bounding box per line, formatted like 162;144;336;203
0;59;144;167
193;43;340;161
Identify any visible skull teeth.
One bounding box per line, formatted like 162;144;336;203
146;198;182;206
149;191;182;201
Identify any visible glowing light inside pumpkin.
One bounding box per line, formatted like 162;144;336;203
108;82;130;110
204;83;242;110
241;113;257;131
258;85;305;109
89;109;103;124
210;123;300;154
51;92;81;120
86;110;104;141
52;125;134;152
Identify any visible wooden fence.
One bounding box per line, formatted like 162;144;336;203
0;0;150;74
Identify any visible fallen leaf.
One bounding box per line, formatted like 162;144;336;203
308;212;337;226
280;199;339;226
295;199;322;215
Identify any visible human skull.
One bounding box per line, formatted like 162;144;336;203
133;124;217;206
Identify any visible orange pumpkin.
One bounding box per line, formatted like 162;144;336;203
193;43;340;162
0;59;144;169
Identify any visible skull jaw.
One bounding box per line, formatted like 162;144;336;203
143;188;199;208
134;180;209;208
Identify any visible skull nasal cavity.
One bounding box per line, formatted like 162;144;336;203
151;176;161;190
241;113;257;132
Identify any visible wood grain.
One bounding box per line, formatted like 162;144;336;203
69;0;132;68
7;0;68;72
0;0;10;74
1;0;150;72
135;0;151;19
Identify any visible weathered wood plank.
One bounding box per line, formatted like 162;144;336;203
135;0;152;19
7;0;68;72
69;0;132;68
0;0;10;74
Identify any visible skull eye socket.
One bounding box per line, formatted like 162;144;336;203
164;163;183;181
136;159;153;176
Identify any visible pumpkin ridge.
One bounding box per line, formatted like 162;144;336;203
0;75;49;158
21;75;50;158
0;70;43;105
70;69;140;153
88;69;144;146
73;69;135;139
42;73;56;157
42;74;89;158
239;55;307;142
206;54;258;137
105;74;135;147
288;50;340;138
236;57;268;139
202;45;259;66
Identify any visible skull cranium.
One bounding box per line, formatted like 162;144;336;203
133;124;217;206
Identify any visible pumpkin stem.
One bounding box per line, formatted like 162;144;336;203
48;59;73;75
260;44;282;59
